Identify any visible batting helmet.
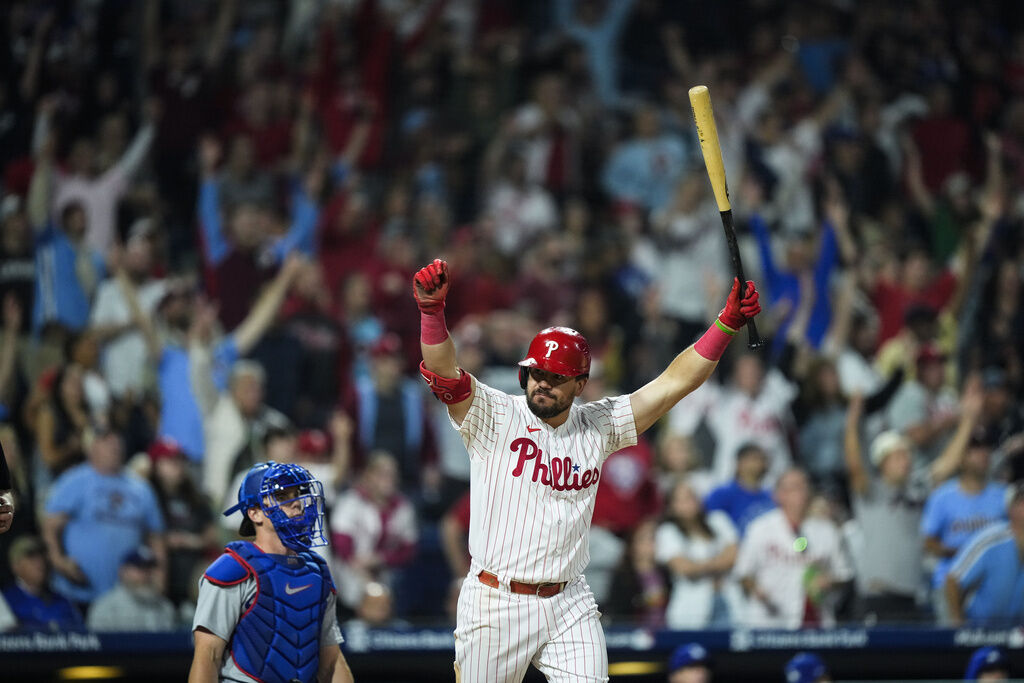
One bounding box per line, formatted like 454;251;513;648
223;461;328;552
518;327;591;389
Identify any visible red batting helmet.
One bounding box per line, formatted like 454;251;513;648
518;327;591;388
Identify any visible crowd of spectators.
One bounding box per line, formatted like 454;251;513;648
1;0;1023;634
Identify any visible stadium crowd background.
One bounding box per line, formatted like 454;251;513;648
0;0;1023;639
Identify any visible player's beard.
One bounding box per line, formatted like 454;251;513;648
526;387;572;419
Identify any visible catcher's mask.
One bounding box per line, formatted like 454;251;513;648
224;461;328;552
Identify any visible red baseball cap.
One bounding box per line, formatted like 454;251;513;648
916;345;946;366
370;333;403;358
297;429;329;456
148;437;186;462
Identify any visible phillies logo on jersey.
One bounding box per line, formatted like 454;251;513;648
509;437;599;491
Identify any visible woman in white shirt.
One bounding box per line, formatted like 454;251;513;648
655;478;740;629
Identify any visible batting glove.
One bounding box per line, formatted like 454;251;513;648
413;259;450;314
718;278;761;329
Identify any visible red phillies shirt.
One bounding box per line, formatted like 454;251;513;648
872;271;956;344
591;437;661;534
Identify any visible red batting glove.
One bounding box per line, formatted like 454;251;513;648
718;278;761;329
413;259;450;314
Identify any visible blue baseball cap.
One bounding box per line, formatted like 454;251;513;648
785;652;828;683
121;546;158;569
669;643;711;672
965;647;1009;679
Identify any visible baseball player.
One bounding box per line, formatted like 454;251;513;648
412;258;760;682
188;461;353;683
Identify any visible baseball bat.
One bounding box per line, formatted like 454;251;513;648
688;84;763;349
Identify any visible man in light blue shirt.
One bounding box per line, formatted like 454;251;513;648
921;429;1007;618
946;483;1024;627
602;104;689;211
41;428;165;605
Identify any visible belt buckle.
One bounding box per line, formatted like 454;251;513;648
537;582;555;597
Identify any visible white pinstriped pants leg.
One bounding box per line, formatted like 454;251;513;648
454;574;608;683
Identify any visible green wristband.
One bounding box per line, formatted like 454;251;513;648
714;319;737;336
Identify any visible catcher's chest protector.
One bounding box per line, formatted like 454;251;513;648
224;541;331;683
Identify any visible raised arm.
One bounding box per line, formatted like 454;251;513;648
630;278;761;434
929;378;982;485
197;137;230;267
188;297;222;417
27;126;57;230
105;116;155;187
823;185;859;268
813;220;839;287
414;259;474;425
268;170;322;262
20;10;54;102
331;117;372;184
232;254;304;355
843;393;870;496
823;270;856;357
662;23;695;80
204;0;237;70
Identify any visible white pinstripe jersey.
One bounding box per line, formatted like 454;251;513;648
453;378;638;584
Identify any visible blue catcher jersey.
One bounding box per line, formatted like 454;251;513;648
204;541;334;683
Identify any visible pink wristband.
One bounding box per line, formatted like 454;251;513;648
693;319;736;361
420;309;449;345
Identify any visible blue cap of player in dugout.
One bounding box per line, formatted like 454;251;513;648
668;642;711;672
964;646;1009;680
785;652;829;683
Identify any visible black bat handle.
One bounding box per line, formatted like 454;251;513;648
721;210;763;350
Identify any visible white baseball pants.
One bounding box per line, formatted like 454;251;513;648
454;573;608;683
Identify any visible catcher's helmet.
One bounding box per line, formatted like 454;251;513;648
223;461;328;551
518;326;591;389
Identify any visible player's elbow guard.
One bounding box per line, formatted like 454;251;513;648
419;361;472;404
